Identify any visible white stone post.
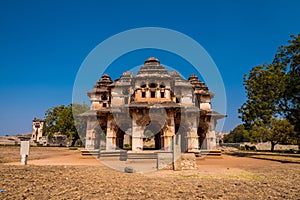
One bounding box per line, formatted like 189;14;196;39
20;141;30;165
173;133;182;170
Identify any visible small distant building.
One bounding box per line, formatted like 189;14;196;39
31;118;44;142
31;118;71;146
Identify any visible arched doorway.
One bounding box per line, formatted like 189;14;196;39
115;122;132;150
198;122;208;149
143;122;164;150
116;128;125;149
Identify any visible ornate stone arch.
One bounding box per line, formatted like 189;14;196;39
159;82;166;88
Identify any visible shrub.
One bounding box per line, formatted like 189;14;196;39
123;144;132;150
249;145;257;151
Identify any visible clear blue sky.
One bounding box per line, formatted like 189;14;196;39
0;0;299;135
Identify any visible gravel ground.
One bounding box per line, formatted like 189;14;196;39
0;146;299;199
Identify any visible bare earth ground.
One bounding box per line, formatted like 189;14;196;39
0;146;299;199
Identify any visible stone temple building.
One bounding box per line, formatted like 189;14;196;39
81;57;225;153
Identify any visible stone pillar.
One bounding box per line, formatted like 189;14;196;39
136;90;141;99
206;130;216;150
165;89;170;100
106;116;116;150
187;116;199;152
205;118;217;150
156;89;160;98
164;112;175;151
85;116;99;150
131;114;143;151
164;136;173;151
146;89;150;98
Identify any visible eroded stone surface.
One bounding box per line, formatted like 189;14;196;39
81;57;226;154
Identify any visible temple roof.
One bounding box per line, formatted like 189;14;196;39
110;71;133;87
87;74;112;97
171;70;192;88
207;110;227;119
136;57;170;78
188;74;211;94
95;74;113;87
144;57;160;64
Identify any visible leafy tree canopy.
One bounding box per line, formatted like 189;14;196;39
273;34;300;138
239;34;299;149
43;103;89;146
223;124;250;143
267;118;296;151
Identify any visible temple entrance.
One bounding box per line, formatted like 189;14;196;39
143;122;164;150
154;131;163;149
143;129;163;150
198;125;208;149
116;129;125;149
115;122;132;150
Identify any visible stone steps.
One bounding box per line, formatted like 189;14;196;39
81;149;222;158
127;152;157;159
81;149;99;156
195;150;222;157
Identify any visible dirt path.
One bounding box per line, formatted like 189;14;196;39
6;149;101;166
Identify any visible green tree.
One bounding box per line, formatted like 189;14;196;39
223;124;250;143
239;64;287;128
267;118;296;151
43;103;89;146
239;34;299;148
247;125;268;143
273;34;300;145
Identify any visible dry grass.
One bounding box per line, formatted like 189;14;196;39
0;146;299;199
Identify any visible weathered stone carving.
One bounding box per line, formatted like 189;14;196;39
80;57;225;152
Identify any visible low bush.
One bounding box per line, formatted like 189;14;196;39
123;144;132;150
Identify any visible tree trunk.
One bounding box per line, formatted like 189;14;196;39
271;142;276;152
